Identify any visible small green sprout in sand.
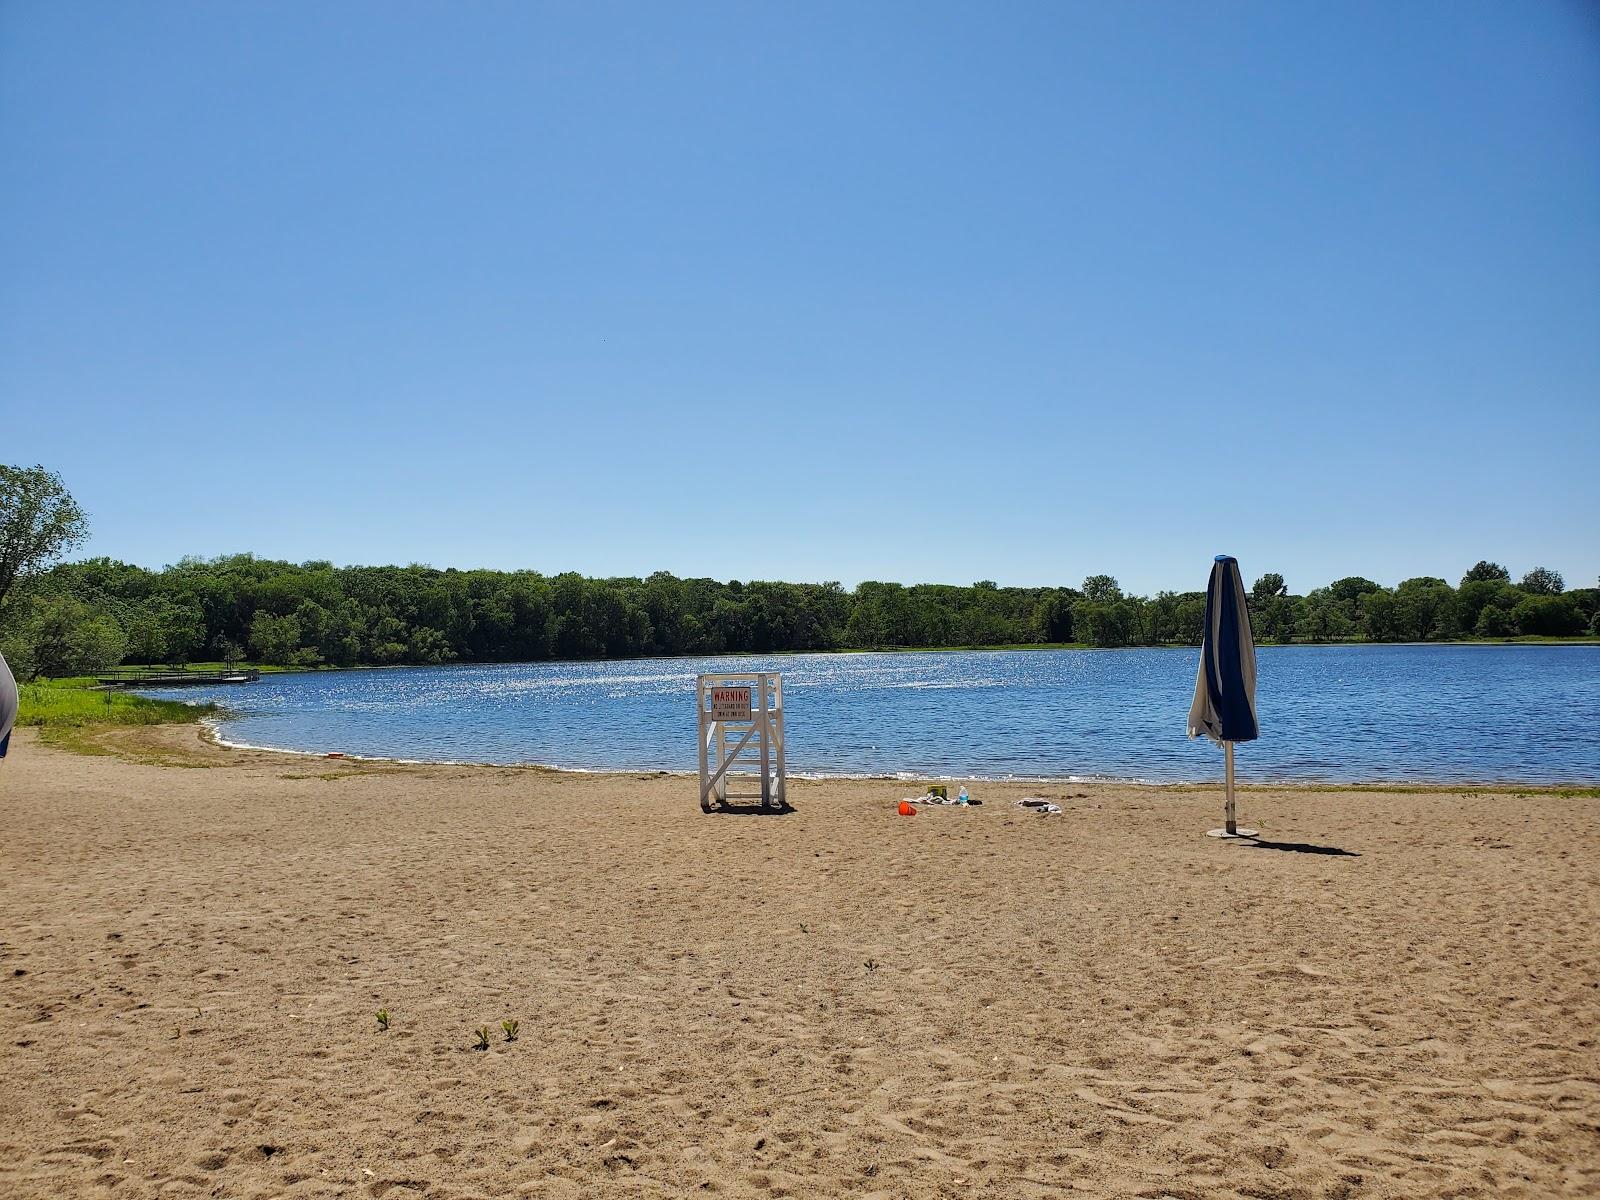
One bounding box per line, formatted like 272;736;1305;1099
502;1019;519;1043
375;1009;390;1032
472;1026;491;1052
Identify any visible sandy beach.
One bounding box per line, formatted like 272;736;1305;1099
1;725;1596;1199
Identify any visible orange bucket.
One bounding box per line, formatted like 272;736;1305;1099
897;800;918;816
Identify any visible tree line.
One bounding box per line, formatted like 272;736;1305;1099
1;553;1594;679
2;465;1596;679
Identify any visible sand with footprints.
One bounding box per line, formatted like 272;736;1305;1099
1;724;1596;1198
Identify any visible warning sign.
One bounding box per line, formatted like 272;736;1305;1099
710;687;752;722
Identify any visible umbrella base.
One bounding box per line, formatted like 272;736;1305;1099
1206;827;1259;839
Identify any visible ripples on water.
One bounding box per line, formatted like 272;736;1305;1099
141;645;1600;784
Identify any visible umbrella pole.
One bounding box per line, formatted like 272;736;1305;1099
1206;743;1256;838
1224;741;1236;835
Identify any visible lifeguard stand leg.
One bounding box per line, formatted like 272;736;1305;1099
758;673;772;808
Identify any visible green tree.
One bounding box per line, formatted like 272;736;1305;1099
124;607;170;665
1475;605;1515;637
1145;591;1179;643
1460;561;1510;587
1247;575;1293;642
0;465;90;608
406;626;456;664
1327;577;1383;611
1565;587;1600;631
1074;599;1138;647
249;612;302;665
212;636;245;665
1297;590;1354;642
1456;579;1515;634
1081;575;1122;602
1257;595;1298;643
1511;595;1583;636
368;614;409;664
123;598;206;665
1393;577;1458;641
1358;591;1402;641
1251;573;1287;602
1174;595;1207;644
1518;567;1564;595
0;593;126;679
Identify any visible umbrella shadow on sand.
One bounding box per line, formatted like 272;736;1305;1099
1243;837;1360;857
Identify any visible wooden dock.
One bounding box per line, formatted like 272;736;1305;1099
98;667;262;688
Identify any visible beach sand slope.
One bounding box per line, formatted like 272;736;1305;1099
1;726;1597;1198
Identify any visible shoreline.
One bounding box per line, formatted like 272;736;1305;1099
187;719;1600;793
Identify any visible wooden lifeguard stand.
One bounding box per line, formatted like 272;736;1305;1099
697;672;786;813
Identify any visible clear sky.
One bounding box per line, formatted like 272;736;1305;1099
2;1;1596;596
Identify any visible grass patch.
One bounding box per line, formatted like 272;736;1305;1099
34;723;213;767
19;676;216;764
35;724;121;756
17;681;214;730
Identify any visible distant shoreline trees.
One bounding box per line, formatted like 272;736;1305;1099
1;464;1595;678
0;553;1594;679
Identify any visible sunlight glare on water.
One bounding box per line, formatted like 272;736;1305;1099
141;645;1600;785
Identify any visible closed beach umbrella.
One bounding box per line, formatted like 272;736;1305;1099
0;650;17;760
1187;555;1259;837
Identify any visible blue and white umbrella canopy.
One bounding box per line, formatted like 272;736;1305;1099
1188;555;1259;745
0;650;17;760
1187;555;1259;836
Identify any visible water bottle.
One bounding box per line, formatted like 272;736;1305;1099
958;786;969;806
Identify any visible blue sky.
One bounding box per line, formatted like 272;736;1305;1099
2;1;1596;595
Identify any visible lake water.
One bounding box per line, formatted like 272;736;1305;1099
140;645;1600;785
140;649;1600;790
